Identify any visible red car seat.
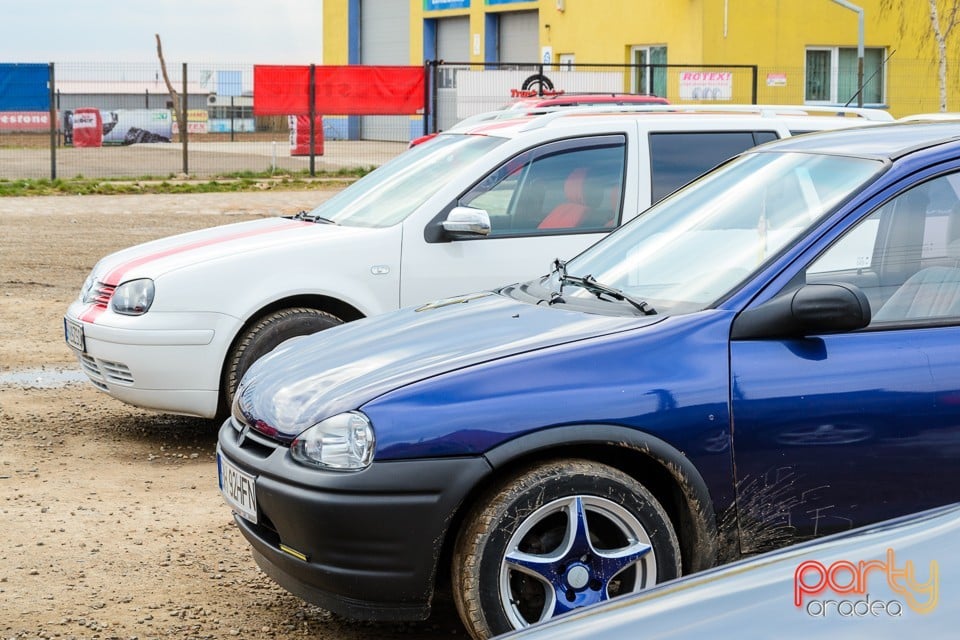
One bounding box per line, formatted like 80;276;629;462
538;168;590;229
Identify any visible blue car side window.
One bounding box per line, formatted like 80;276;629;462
806;172;960;324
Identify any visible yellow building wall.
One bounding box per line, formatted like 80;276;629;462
324;0;959;116
322;0;350;65
539;0;703;65
699;0;944;115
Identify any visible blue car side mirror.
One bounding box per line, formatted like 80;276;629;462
731;282;872;339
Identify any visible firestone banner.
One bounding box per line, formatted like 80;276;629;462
0;111;50;131
254;65;425;116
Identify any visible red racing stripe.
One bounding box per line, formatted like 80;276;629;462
79;304;105;324
102;220;310;286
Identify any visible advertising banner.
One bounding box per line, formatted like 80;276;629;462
64;109;173;146
171;109;209;135
454;70;622;119
0;111;51;131
71;108;103;147
254;65;425;116
0;63;49;111
425;0;470;9
208;119;256;133
103;109;173;143
679;71;733;100
254;66;311;115
289;115;324;156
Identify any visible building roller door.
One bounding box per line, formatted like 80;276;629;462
360;0;411;142
436;16;470;131
499;10;539;65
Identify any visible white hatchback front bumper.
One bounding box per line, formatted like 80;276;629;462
64;299;241;418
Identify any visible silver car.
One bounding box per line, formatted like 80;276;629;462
500;503;956;638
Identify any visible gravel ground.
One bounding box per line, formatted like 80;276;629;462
0;190;466;639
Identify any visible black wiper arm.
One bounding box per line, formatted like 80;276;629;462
548;258;569;304
560;273;657;316
292;210;339;225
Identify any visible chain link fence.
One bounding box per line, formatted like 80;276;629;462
2;57;951;181
0;61;411;180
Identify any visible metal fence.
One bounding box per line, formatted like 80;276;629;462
1;57;951;181
0;61;412;180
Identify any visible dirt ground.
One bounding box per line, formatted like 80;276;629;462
0;191;466;639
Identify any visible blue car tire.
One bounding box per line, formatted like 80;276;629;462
452;459;681;639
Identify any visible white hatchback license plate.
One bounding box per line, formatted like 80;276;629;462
218;451;258;524
63;317;85;352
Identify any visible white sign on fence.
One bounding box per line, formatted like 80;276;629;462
678;71;733;100
454;70;624;119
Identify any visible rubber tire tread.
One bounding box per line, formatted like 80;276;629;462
221;307;342;415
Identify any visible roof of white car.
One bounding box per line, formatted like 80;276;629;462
446;104;893;139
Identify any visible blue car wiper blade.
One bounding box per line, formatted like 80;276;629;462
550;259;656;315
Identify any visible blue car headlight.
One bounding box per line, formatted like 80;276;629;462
291;411;376;471
111;278;155;315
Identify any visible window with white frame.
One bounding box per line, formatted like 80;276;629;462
631;45;667;97
805;46;885;105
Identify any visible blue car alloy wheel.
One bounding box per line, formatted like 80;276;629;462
452;460;681;638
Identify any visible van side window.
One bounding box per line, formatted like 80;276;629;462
460;136;627;236
649;131;779;203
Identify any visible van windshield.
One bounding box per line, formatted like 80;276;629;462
302;134;505;228
556;150;885;314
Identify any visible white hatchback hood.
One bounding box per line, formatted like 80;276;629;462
90;217;373;286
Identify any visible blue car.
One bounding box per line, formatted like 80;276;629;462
217;121;960;640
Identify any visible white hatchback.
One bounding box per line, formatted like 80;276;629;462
64;105;892;419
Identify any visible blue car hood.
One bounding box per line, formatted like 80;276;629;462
236;291;660;440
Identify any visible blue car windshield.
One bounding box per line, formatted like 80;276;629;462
301;134;505;228
559;151;885;314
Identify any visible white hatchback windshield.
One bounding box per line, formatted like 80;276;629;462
302;134;505;228
558;151;885;314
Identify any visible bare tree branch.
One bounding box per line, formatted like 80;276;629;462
881;0;960;111
155;34;187;139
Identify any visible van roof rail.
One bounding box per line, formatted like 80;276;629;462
516;103;894;132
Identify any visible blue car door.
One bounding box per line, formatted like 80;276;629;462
729;168;960;553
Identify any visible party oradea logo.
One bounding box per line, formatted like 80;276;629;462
794;549;938;617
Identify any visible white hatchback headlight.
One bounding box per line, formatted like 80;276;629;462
291;411;376;471
79;272;97;303
111;278;155;315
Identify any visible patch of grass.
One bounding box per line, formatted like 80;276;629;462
0;168;372;197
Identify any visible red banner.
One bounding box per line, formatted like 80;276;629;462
254;65;424;116
0;111;50;131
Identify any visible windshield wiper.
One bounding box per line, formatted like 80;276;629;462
292;210;339;225
550;258;657;316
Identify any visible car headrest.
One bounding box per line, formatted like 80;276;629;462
564;168;588;204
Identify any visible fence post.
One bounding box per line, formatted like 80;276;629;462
182;62;188;176
309;63;316;177
431;60;440;134
48;62;56;180
751;65;758;104
423;60;431;137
